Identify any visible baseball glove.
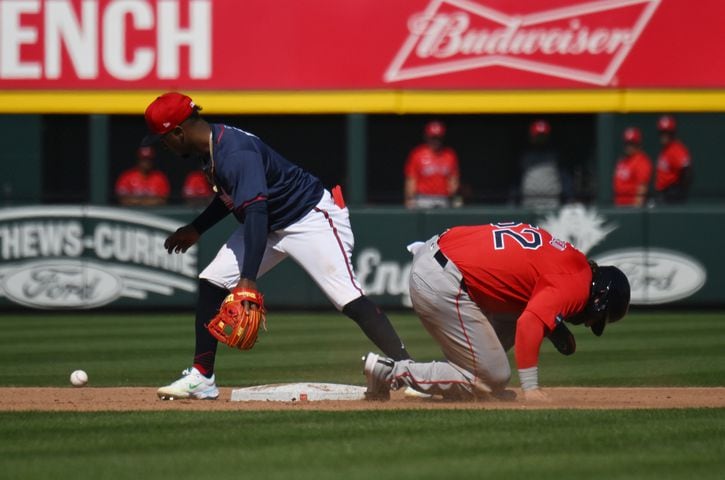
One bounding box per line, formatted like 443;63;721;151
206;288;266;350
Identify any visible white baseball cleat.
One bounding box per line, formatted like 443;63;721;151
362;352;394;401
157;367;219;400
404;386;433;399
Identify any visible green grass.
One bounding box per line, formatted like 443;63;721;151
1;310;724;479
1;311;724;387
2;410;724;480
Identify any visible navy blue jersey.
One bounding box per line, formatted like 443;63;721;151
209;124;323;230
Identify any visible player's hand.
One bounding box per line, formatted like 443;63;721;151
523;388;551;403
234;278;261;313
164;225;200;254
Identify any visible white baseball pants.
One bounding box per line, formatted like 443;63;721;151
199;189;364;310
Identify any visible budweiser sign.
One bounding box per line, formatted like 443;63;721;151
385;0;661;86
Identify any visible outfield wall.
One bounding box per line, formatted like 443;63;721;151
0;204;716;310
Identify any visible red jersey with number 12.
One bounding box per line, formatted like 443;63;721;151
438;223;591;329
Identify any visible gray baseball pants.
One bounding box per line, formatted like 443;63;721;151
389;236;515;399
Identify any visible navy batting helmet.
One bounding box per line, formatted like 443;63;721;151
588;265;631;336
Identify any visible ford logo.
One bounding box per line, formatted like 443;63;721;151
593;248;707;305
2;260;123;309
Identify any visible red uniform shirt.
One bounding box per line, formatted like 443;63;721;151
438;223;591;369
655;140;691;191
115;169;170;198
404;145;459;196
183;171;214;199
613;152;653;206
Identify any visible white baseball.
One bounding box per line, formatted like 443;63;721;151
70;370;88;387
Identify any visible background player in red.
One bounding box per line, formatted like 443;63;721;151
114;146;170;206
654;115;692;204
182;169;215;207
363;222;630;402
404;120;460;209
613;127;653;207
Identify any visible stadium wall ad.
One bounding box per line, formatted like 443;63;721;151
0;205;716;310
0;0;723;113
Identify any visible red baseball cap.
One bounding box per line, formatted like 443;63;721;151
657;115;676;132
141;92;196;145
623;127;642;144
529;119;551;137
424;121;446;138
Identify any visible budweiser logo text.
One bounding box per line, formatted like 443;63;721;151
412;15;631;58
386;0;661;86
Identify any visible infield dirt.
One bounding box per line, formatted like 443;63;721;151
2;387;724;411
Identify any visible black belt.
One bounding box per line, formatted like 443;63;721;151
434;249;449;268
433;248;468;293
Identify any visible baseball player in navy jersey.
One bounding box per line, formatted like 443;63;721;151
141;92;410;400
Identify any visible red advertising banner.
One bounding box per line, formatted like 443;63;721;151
0;0;720;90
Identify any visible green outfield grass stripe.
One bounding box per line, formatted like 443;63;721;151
1;410;724;480
1;311;724;387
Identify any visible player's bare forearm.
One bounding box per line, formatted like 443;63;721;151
448;176;460;196
404;177;417;208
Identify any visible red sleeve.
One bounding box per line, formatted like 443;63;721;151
150;172;170;197
635;155;653;184
115;171;132;195
674;144;691;169
514;310;547;370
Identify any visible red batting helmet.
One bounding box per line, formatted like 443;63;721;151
529;119;551;137
424;121;446;138
657;115;676;133
623;127;642;144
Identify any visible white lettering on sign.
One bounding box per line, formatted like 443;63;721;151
45;0;97;79
386;0;661;86
103;0;154;80
0;0;41;79
0;206;197;309
158;0;211;79
0;0;211;80
356;248;412;307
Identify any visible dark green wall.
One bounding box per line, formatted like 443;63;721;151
0;115;42;204
1;112;724;206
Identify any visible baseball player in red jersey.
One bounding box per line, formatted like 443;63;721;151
654;115;692;204
115;146;170;206
613;127;653;207
404;121;460;209
363;222;630;402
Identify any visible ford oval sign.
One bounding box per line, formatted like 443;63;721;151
2;260;123;309
593;248;707;305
